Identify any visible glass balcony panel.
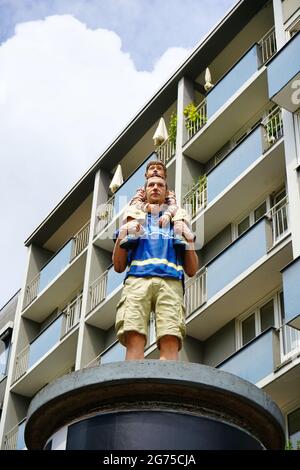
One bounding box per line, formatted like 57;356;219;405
101;342;126;364
28;315;63;369
207;45;261;118
267;32;300;108
16;420;26;450
282;257;300;328
218;329;275;384
38;239;74;293
112;153;156;215
207;126;263;203
207;219;268;299
106;266;127;298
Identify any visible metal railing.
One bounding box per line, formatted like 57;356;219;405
185;267;207;316
156;138;176;165
24;273;40;308
96;199;115;233
63;293;82;334
84;353;102;369
13;345;30;383
183;179;207;219
3;423;19;450
89;271;108;312
262;106;283;150
185;99;207;141
259;27;277;64
24;221;89;308
72;221;90;259
267;197;289;245
280;323;300;358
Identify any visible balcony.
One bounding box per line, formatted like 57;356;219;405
22;222;89;322
282;257;300;330
267;31;300;113
11;295;81;396
186;215;292;340
183;46;269;162
189;110;285;244
217;328;279;385
3;419;26;450
86;265;127;329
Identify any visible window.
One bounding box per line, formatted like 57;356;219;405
101;341;126;364
238;296;276;347
0;328;12;378
287;407;300;450
236;200;267;237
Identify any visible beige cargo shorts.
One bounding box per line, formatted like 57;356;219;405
115;276;186;350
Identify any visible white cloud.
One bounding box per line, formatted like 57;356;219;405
0;14;190;305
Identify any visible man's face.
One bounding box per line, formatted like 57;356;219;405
146;164;165;179
145;176;167;205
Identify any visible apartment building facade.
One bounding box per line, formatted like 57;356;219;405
1;0;300;450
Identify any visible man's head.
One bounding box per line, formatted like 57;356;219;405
145;160;167;180
145;176;168;205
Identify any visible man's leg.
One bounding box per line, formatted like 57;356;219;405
159;335;179;360
125;331;146;360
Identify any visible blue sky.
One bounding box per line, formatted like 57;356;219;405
0;0;236;307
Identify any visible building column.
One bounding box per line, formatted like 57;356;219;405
175;77;194;203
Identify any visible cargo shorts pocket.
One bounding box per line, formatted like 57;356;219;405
115;295;127;329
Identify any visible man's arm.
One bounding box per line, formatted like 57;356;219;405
112;220;141;272
183;242;199;277
174;221;198;277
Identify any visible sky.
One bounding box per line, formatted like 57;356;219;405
0;0;236;307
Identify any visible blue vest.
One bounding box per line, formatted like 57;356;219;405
125;213;184;281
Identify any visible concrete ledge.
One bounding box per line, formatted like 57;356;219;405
25;360;285;449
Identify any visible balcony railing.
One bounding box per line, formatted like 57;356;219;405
13;295;82;383
3;419;26;450
262;107;283;150
88;266;127;313
259;27;277;64
217;328;278;384
156;138;175;165
267;197;289;245
24;222;89;308
185;267;207;316
280;323;300;359
185;99;207;141
183;179;207;219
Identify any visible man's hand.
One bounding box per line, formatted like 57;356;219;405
174;221;195;242
118;220;144;240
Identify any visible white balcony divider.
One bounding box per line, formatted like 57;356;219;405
185;99;207;141
84;353;102;369
267;197;289;245
183;179;207;219
72;221;90;259
63;293;83;334
185;267;207;316
280;323;300;358
259;27;277;64
89;271;108;312
262;106;283;149
3;423;19;450
24;273;40;308
13;345;30;384
156;138;176;165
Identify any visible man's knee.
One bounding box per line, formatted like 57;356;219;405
159;335;180;350
125;330;146;347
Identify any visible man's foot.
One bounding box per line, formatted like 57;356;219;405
120;234;139;250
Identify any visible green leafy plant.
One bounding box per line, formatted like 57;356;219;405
168;112;177;146
184;102;207;131
285;439;300;450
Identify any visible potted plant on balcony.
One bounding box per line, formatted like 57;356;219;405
168;112;177;147
184;102;207;132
